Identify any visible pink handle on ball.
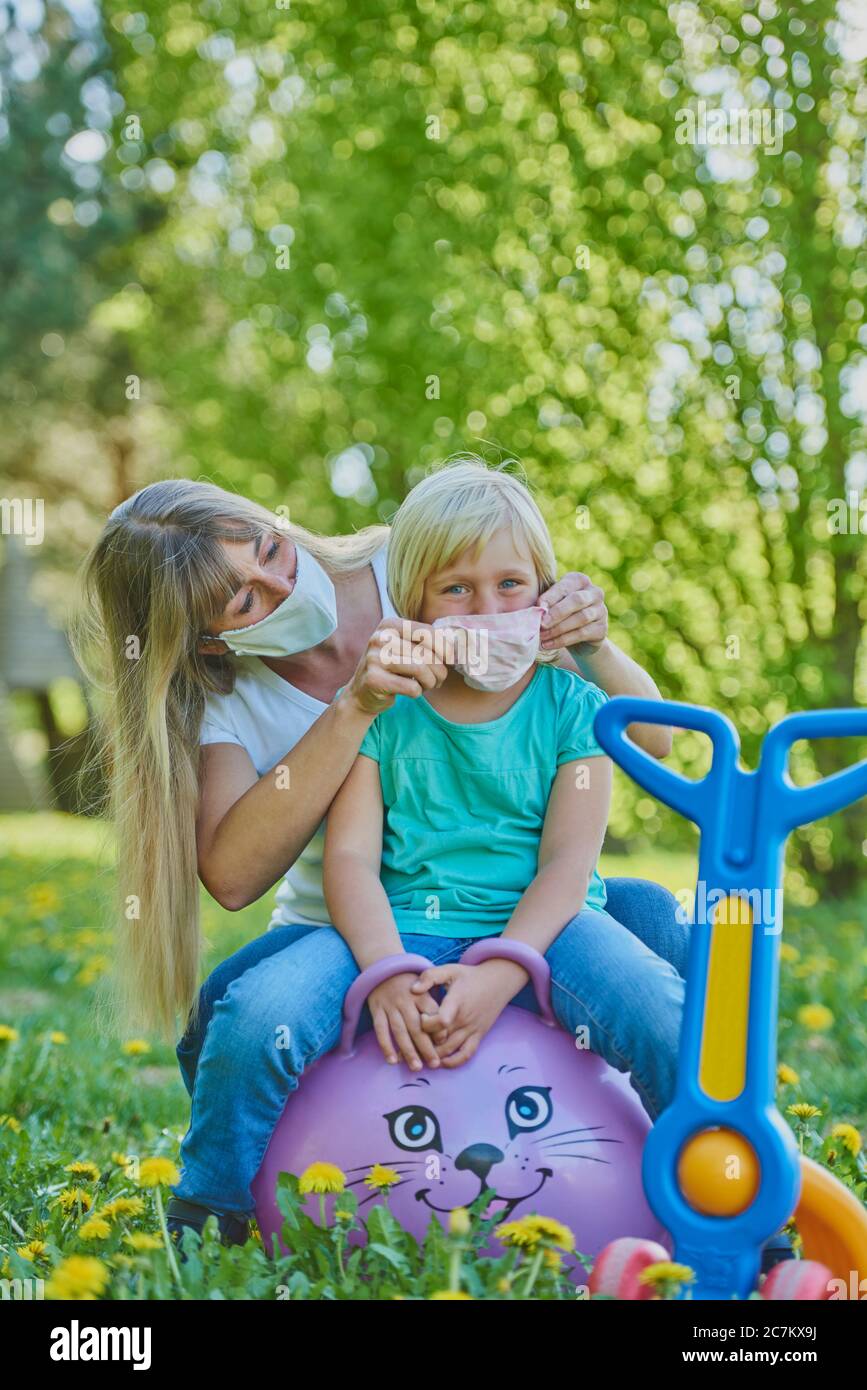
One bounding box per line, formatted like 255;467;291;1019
338;941;556;1058
339;953;434;1057
460;938;557;1026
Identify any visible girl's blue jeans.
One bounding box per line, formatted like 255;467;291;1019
172;878;688;1218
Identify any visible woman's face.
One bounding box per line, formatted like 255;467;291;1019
419;525;540;624
203;531;298;645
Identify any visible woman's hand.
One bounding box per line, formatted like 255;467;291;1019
411;960;527;1067
539;573;608;655
341;618;449;717
367;973;444;1071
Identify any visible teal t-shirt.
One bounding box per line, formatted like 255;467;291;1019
358;663;610;937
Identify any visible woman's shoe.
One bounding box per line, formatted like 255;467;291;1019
165;1197;251;1259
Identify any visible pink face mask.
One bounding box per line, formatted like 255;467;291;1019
431;605;546;692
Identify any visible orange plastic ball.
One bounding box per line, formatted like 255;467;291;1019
677;1127;760;1216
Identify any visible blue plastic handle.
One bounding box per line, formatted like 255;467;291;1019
594;695;867;1298
593;698;740;828
760;708;867;832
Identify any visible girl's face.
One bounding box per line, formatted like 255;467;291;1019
207;530;298;640
419;525;540;624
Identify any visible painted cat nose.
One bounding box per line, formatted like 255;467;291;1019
454;1143;504;1182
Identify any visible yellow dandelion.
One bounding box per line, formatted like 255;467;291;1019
797;1004;834;1031
544;1249;562;1270
299;1161;346;1195
45;1255;109;1301
0;1024;20;1043
779;943;800;964
53;1188;93;1213
496;1216;542;1248
429;1290;474;1299
122;1040;151;1057
496;1214;575;1251
638;1261;695;1288
334;1209;354;1224
0;1114;22;1132
79;1217;112;1241
449;1207;471;1236
110;1152;131;1168
28;884;60;915
76;956;110;986
16;1240;47;1261
64;1161;100;1181
830;1123;862;1157
787;1102;822;1121
364;1163;401;1190
777;1063;800;1086
135;1157;180;1188
497;1276;512;1293
47;1031;68;1045
72;929;100;948
800;954;836;976
123;1233;163;1251
99;1197;145;1219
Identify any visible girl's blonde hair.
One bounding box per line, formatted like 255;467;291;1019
72;478;387;1042
387;457;561;661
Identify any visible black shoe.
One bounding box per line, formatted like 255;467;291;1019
166;1197;251;1259
760;1230;796;1276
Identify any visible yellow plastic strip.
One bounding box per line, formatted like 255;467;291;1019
698;893;752;1101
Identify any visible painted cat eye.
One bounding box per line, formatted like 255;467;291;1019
506;1085;553;1139
384;1105;443;1153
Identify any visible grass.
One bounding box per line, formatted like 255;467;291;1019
0;812;865;1301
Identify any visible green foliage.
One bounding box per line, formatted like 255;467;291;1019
0;813;864;1299
1;1;866;880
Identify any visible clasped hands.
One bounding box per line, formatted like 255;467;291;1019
366;957;529;1071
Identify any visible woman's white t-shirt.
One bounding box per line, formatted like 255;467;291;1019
199;544;397;930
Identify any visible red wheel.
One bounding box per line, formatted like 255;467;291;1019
761;1259;833;1301
589;1237;671;1300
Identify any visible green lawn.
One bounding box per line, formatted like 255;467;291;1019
0;813;864;1300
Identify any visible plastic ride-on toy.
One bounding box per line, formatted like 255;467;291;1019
590;698;867;1301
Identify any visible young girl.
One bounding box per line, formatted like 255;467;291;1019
324;461;685;1119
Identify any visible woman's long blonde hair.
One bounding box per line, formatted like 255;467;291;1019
72;478;387;1042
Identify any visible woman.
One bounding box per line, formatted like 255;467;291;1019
75;471;686;1249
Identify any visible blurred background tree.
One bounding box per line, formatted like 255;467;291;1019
1;0;865;893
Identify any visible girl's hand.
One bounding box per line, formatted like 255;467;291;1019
367;973;443;1071
411;960;528;1068
342;618;449;717
539;573;608;655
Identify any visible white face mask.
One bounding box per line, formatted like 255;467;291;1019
431;605;545;692
218;543;338;658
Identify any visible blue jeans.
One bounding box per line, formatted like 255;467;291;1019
172;879;687;1217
